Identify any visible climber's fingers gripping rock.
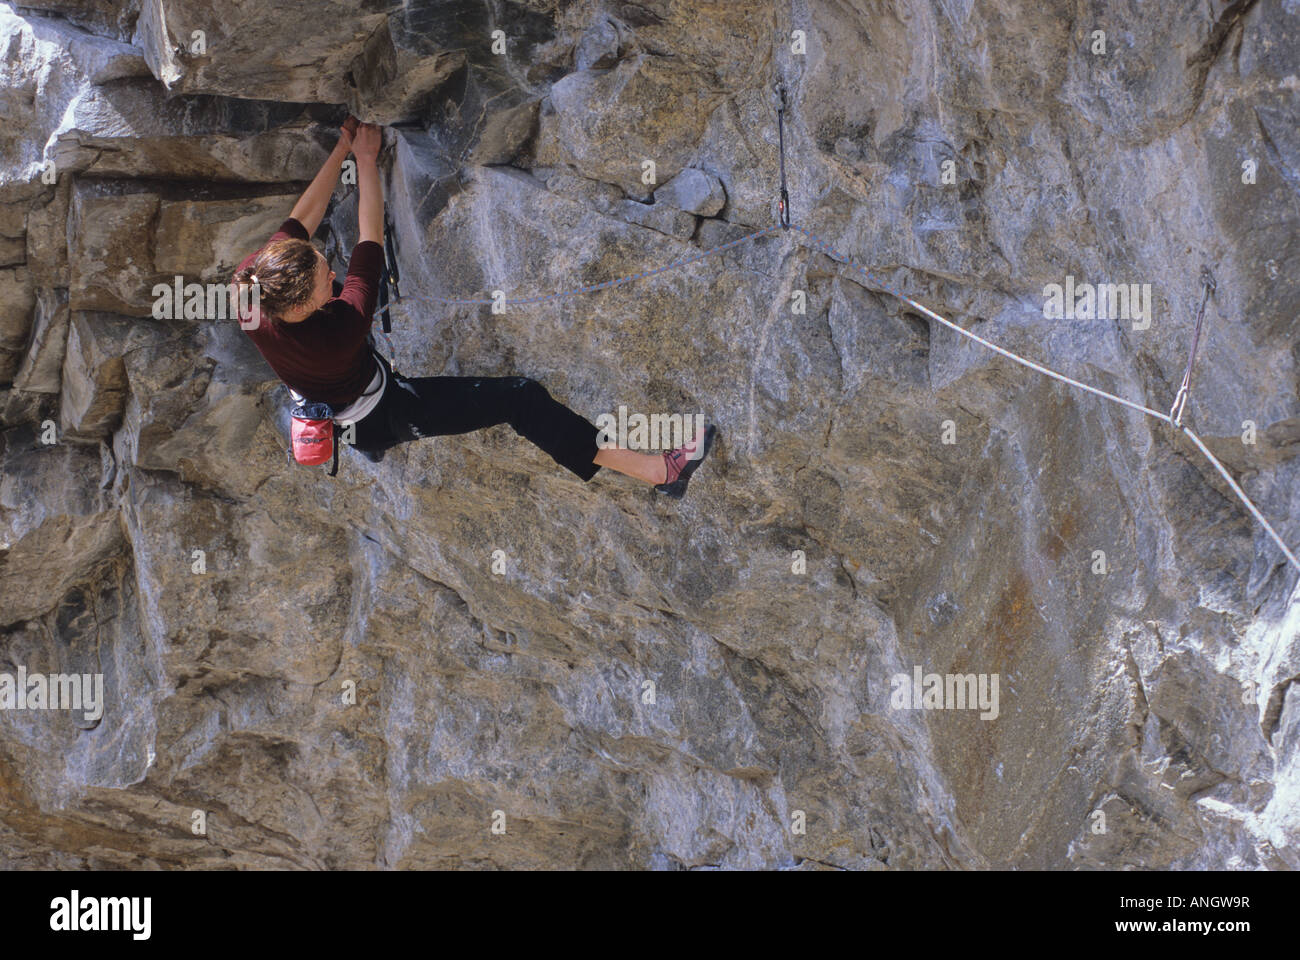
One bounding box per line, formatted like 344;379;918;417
338;113;360;150
351;122;382;163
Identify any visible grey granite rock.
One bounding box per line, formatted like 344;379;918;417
654;168;726;217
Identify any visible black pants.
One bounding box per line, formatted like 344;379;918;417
349;366;602;482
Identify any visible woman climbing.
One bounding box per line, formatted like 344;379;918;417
231;117;716;497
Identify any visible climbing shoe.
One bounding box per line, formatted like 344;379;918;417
654;424;717;499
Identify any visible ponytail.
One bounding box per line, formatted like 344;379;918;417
231;238;320;324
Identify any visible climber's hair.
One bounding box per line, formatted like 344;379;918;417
231;238;320;321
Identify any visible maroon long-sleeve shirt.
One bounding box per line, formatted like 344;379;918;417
235;218;384;406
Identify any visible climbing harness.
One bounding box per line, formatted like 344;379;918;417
1168;266;1215;427
357;100;1298;575
287;347;388;477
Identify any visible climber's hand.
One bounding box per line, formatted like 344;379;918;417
352;123;382;163
339;114;360;150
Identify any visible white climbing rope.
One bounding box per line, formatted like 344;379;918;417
1180;425;1300;573
791;226;1175;424
792;226;1299;575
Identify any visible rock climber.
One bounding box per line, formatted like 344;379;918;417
231;116;716;497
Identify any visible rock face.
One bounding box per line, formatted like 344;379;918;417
1;0;1298;870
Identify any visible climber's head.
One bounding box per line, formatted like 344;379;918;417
232;239;336;325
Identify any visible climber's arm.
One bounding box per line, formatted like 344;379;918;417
353;123;384;246
288;117;358;237
337;123;385;320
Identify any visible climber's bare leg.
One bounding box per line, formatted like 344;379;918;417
593;447;667;484
593;427;716;491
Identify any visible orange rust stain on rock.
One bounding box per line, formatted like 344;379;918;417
935;570;1035;831
1044;504;1080;562
0;754;153;860
989;570;1035;676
